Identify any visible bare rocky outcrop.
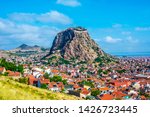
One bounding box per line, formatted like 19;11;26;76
49;27;105;62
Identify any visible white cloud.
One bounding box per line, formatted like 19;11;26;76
105;36;122;43
9;13;36;23
135;27;150;31
0;18;60;48
9;11;72;25
0;10;72;49
38;11;72;24
56;0;81;7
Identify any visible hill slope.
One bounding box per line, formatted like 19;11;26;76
0;76;80;100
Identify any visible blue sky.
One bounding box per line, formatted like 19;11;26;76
0;0;150;54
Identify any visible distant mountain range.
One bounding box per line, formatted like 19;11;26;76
9;44;50;52
0;44;50;58
17;44;40;50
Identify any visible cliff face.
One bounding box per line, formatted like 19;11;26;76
49;27;105;62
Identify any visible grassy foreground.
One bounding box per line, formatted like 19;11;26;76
0;76;80;100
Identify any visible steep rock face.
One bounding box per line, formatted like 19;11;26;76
49;27;105;62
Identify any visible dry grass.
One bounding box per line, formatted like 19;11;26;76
0;76;81;100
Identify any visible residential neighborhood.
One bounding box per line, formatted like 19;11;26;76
0;56;150;100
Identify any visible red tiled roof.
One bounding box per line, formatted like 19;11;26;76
61;74;69;79
49;83;53;88
28;75;37;85
8;71;21;77
40;79;50;84
73;84;80;89
100;87;109;91
57;82;64;89
68;82;75;85
51;69;59;73
23;64;28;68
48;82;57;88
81;88;90;95
6;70;11;73
141;95;146;100
0;67;5;72
101;94;114;100
113;91;126;98
28;75;36;79
111;81;131;87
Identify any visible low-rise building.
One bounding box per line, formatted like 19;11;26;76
0;67;6;74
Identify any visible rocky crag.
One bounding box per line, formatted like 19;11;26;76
48;27;107;63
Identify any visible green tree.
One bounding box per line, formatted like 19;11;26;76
97;69;103;75
44;73;50;79
103;70;108;75
50;76;62;82
117;69;126;74
95;57;102;63
41;84;47;89
91;90;101;97
0;58;24;73
80;66;85;72
62;79;67;85
80;80;94;88
17;65;24;74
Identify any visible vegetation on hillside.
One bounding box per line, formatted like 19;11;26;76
0;76;80;100
95;54;117;64
43;74;68;85
0;58;23;73
79;80;94;88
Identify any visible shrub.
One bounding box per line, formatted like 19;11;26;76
91;90;101;97
18;77;28;84
4;72;8;76
44;73;50;79
41;84;48;89
50;76;62;82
